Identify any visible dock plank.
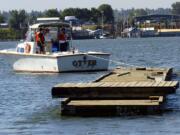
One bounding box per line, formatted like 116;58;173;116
95;82;104;87
110;82;120;87
128;82;138;86
151;81;162;87
163;81;172;87
158;81;167;87
123;82;131;87
170;81;179;87
134;82;143;86
137;82;147;87
67;99;161;106
144;82;154;87
118;82;127;87
149;81;157;86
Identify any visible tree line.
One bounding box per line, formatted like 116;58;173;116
0;4;114;39
0;4;114;30
0;2;179;39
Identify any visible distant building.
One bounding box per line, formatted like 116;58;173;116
124;14;180;37
72;29;94;39
83;21;95;25
0;23;8;28
121;27;141;38
64;16;77;21
134;14;180;29
36;17;60;23
64;16;80;26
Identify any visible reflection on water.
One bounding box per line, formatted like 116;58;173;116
0;37;180;135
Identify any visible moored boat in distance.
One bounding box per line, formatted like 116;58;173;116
0;18;110;73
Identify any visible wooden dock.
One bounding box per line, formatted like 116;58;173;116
63;96;163;106
52;81;178;98
52;67;179;116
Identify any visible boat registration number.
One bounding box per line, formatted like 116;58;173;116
72;60;97;68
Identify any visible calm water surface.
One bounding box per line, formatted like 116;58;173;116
0;37;180;135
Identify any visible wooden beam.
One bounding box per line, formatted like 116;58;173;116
52;81;178;98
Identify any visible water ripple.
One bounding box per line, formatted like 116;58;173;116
0;37;180;134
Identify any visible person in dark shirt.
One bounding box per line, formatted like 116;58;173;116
59;28;69;51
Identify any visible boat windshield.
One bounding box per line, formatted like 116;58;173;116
23;22;72;53
25;26;71;42
25;30;35;41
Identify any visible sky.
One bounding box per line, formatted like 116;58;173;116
0;0;178;11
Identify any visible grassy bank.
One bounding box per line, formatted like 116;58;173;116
0;28;26;40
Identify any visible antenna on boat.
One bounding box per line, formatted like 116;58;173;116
69;21;74;53
101;11;104;35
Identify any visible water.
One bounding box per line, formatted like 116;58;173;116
0;37;180;135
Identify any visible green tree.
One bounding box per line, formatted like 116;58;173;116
45;9;60;17
61;8;91;21
172;2;180;15
78;8;91;21
9;10;28;39
90;8;101;23
19;10;27;28
9;10;28;29
28;11;44;24
128;8;147;18
0;13;4;23
134;9;148;16
61;8;76;19
98;4;114;23
128;9;148;27
9;10;19;29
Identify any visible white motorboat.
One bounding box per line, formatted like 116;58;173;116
99;33;109;39
0;20;110;73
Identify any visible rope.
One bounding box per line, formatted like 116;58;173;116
85;53;142;68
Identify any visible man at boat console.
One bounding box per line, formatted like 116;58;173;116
36;28;45;54
59;28;69;52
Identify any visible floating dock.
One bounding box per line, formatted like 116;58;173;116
52;67;179;116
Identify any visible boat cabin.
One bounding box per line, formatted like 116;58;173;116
17;22;71;54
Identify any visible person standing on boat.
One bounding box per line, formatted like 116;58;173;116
36;28;45;54
59;28;68;51
44;28;53;53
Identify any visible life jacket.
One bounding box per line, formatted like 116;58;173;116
35;32;45;44
35;32;39;42
59;32;66;43
25;43;31;53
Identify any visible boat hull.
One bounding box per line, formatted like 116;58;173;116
0;51;110;73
